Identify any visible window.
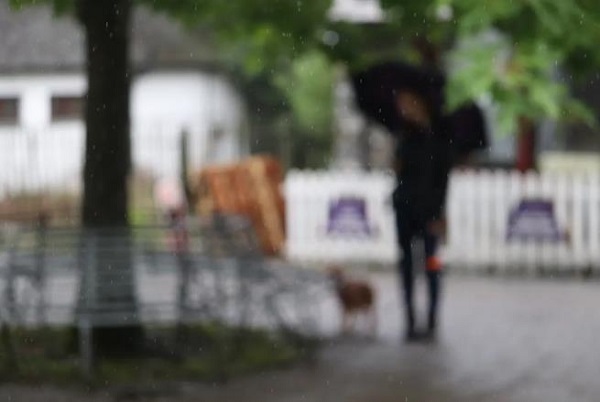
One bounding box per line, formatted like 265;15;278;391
51;96;83;122
0;97;19;125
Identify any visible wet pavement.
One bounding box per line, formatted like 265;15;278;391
3;273;600;401
178;273;600;402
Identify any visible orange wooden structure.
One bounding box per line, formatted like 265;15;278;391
194;156;285;256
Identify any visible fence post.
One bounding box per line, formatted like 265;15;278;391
79;230;96;379
6;239;17;323
172;209;191;349
35;212;48;325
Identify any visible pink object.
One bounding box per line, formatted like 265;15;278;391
154;179;185;211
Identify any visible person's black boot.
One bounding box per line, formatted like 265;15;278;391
427;271;441;338
403;308;418;342
424;309;437;341
425;270;441;341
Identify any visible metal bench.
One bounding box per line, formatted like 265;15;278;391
0;214;329;376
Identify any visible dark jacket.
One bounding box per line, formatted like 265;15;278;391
393;125;452;225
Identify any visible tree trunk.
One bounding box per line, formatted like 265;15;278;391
516;117;536;172
77;0;142;357
79;0;130;222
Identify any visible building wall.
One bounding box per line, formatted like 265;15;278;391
132;71;247;165
0;74;85;132
0;71;247;191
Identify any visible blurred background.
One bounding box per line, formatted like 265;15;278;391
1;0;600;401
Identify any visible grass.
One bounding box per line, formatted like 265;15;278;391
0;323;316;386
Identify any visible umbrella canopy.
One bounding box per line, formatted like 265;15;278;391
351;61;445;133
351;61;488;159
447;101;488;158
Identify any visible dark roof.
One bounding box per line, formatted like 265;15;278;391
0;2;222;73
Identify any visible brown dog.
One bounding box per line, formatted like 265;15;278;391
327;266;377;336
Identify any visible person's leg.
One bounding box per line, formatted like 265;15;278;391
424;231;442;334
400;235;416;337
395;205;416;339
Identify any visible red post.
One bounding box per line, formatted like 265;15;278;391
516;117;536;173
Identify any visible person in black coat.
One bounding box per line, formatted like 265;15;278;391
392;90;452;341
351;61;488;341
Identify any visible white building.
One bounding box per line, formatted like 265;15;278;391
0;3;248;195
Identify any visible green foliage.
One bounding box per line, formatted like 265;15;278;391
276;50;334;134
10;0;72;14
322;22;415;71
376;1;600;134
11;0;335;167
447;34;595;134
435;0;600;133
147;0;332;76
274;50;335;168
11;0;332;75
15;0;600;141
438;0;600;69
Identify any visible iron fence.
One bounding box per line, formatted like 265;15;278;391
0;214;330;377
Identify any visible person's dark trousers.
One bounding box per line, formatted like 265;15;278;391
394;201;443;337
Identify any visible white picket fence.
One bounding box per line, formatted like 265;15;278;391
285;170;399;264
284;169;600;273
446;170;600;273
0;124;236;198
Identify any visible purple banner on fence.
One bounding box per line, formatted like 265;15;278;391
506;199;565;243
327;196;373;238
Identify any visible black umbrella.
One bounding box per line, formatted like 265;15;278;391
447;101;488;159
351;61;488;158
351;61;445;133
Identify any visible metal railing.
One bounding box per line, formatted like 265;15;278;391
0;214;329;376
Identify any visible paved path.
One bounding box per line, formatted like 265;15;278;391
2;273;600;401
